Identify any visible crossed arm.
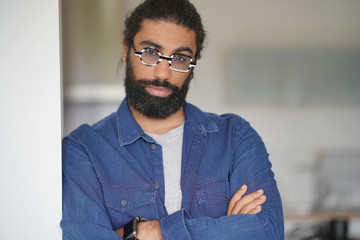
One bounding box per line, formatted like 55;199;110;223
115;184;267;239
62;121;283;239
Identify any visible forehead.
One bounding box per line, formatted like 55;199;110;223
134;19;197;53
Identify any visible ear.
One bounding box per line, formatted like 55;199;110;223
122;37;129;62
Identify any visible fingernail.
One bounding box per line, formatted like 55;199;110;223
257;189;263;194
241;184;246;189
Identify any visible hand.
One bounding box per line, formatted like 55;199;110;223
226;185;266;215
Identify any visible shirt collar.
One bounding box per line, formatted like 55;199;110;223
183;102;219;136
116;98;219;146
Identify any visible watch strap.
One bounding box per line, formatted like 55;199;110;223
124;217;147;240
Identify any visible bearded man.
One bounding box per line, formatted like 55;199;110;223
61;0;284;239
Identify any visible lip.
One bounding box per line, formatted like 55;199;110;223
146;86;172;97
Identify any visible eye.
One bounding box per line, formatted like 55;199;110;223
173;54;190;63
144;48;158;56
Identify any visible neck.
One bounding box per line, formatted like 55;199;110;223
129;105;185;135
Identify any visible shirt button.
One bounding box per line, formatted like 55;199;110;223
154;183;160;189
121;199;127;206
151;144;157;150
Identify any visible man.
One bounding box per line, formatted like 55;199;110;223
61;0;284;239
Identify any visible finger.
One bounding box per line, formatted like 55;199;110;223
226;185;247;215
238;195;266;214
230;189;264;215
230;189;263;214
248;205;262;215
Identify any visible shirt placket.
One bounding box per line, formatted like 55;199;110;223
149;141;168;217
180;132;207;212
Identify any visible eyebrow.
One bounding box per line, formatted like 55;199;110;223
140;40;194;55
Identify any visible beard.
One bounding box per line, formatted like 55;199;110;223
124;56;193;119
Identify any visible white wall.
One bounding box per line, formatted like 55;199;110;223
0;1;62;239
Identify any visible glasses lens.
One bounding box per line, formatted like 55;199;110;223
141;48;159;65
171;54;191;71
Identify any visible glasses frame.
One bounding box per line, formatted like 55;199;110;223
132;45;196;73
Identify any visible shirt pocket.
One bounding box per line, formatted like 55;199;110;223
102;184;156;213
194;178;230;217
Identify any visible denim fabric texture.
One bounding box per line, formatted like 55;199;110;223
61;99;284;239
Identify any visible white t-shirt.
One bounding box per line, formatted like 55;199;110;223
146;123;184;215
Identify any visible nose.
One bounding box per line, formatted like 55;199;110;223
154;59;171;80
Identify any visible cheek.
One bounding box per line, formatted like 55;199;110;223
176;76;188;88
131;58;154;78
172;72;191;87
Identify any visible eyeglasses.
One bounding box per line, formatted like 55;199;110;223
132;45;196;72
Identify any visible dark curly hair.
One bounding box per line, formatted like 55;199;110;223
123;0;206;59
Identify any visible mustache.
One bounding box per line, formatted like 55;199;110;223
137;79;179;91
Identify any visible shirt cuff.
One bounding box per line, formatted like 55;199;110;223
160;208;192;240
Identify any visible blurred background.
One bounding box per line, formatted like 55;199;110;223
62;1;360;239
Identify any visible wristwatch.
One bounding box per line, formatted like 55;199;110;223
124;217;147;240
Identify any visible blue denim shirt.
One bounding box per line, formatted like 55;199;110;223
61;99;284;239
